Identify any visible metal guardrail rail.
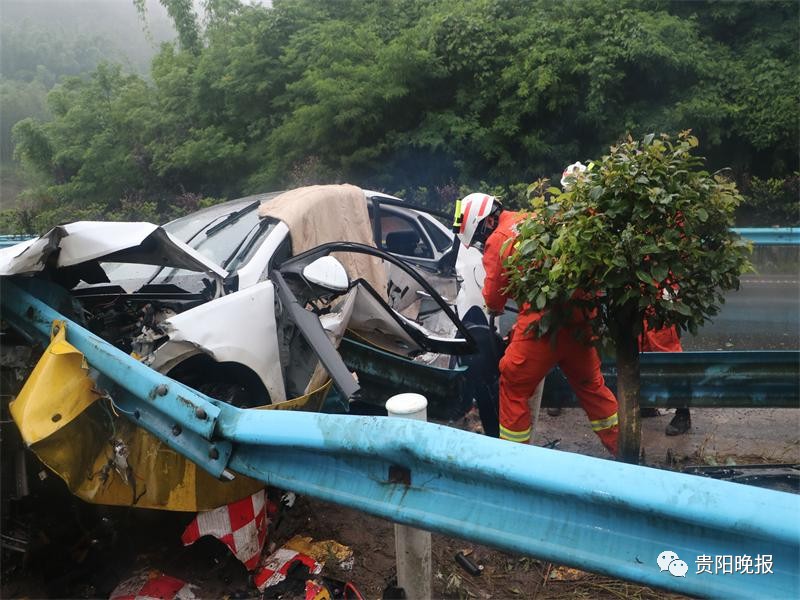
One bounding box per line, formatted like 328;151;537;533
1;228;798;250
733;227;800;245
0;234;34;249
2;278;798;599
543;350;800;408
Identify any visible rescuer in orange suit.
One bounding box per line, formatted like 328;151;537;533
561;161;691;436
640;318;691;435
453;192;619;455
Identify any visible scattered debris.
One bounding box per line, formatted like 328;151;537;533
283;535;354;571
305;578;365;600
455;551;482;576
253;534;355;593
109;570;198;600
181;489;275;571
253;546;322;591
548;565;587;581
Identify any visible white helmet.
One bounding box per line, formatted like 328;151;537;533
453;192;500;248
560;161;588;190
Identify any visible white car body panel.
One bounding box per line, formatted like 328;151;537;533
235;221;290;289
0;221;228;288
153;280;286;403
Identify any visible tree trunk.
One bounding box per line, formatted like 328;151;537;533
614;322;641;464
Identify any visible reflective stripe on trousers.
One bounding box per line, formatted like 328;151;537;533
498;326;618;455
590;412;619;432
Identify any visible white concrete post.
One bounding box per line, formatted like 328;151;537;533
386;393;432;600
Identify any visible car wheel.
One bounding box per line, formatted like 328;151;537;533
167;356;271;409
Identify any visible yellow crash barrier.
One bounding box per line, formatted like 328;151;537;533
10;321;331;511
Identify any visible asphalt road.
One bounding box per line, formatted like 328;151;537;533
685;273;800;351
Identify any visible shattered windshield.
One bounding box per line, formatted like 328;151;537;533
99;194;281;291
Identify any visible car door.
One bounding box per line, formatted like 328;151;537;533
271;244;476;409
366;202;461;326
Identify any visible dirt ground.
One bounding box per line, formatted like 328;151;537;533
2;405;797;600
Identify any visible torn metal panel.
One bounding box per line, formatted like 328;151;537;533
10;321;101;444
386;265;458;316
347;283;425;355
0;222;227;284
9;320;263;510
300;288;359;397
272;270;360;401
3;279;337;510
156;280;287;404
278;242;475;356
0;235;62;275
2;280;222;442
347;280;471;356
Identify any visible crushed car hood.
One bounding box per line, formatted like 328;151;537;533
0;221;228;289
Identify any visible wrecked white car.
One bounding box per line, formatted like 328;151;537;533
0;185;483;510
1;185;479;407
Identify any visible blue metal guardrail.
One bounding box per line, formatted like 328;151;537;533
0;234;34;249
733;227;800;245
544;350;799;408
1;228;798;250
2;278;798;599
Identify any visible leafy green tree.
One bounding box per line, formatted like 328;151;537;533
503;132;751;462
0;78;49;161
670;1;800;174
12;63;160;209
8;0;799;227
738;174;800;226
134;0;200;54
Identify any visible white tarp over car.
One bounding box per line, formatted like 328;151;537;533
0;221;228;285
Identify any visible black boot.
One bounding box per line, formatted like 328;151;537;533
640;407;660;418
665;408;691;436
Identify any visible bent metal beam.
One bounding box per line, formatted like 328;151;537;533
2;278;798;599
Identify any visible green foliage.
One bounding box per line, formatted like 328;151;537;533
738;174;800;226
4;0;799;228
12;64;156;204
0;0;175;165
504;132;752;344
0;79;49;161
134;0;200;54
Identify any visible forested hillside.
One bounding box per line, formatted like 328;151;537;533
0;0;175;209
4;0;799;232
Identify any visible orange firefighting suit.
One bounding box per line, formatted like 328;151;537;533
483;211;619;455
639;218;683;354
640;323;682;353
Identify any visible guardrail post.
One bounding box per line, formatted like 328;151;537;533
386;393;432;599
